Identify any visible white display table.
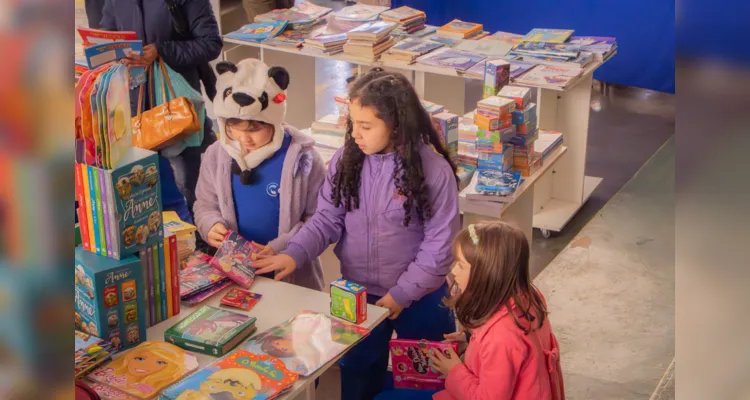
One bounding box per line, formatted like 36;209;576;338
146;276;390;400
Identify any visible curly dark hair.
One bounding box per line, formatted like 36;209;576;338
332;68;457;226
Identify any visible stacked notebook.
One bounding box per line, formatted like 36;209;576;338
179;251;232;307
436;19;484;40
381;39;443;65
509;42;594;72
304;32;348;55
381;6;427;36
343;21;396;62
569;36;618;61
331;3;389;22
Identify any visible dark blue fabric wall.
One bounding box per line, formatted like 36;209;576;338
393;0;675;93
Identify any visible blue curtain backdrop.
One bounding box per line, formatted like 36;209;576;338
393;0;675;93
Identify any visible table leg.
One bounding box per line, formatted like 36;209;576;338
304;381;316;400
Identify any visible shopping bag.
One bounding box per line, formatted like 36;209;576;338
131;58;200;150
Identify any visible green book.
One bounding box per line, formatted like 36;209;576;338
164;305;257;357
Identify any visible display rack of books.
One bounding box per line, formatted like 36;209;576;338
380;6;426;36
343;21;396;63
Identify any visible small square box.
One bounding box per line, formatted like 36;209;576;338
512;103;537;125
483;59;511;98
498;85;532;109
330;279;367;324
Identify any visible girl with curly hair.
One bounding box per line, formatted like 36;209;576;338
253;68;460;399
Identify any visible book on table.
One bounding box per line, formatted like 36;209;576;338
513;64;582;89
344;37;395;57
569;36;618;60
380;6;426;23
485;31;524;45
520;28;575;43
390;38;443;57
293;0;333;20
164;305;258;357
225;21;289;42
436;19;483;39
454;39;514;58
346;21;396;42
416;48;486;71
332;3;389;21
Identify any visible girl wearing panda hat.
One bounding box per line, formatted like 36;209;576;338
193;59;325;290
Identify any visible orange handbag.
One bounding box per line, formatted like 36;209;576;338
131;58;200;150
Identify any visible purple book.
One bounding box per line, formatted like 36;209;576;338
98;169;113;258
147;245;156;326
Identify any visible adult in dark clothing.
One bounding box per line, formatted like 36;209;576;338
100;0;223;224
84;0;106;29
243;0;294;23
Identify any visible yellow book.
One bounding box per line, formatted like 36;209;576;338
163;211;198;236
164;235;173;319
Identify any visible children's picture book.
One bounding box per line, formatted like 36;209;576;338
521;28;575;43
243;310;370;376
86;380;142;400
84;41;145;88
182;280;234;308
179;255;228;298
416;48;486;71
346;21;396;41
389;339;460;390
225;21;289;42
105;64;133;169
508;60;539;80
210;230;261;288
293;0;332;19
454;39;513;58
76;331;116;378
161;350;299;400
332;3;389;21
391;39;443;56
514;64;581;88
437;19;483;39
88;341;199;399
475;170;523;196
77;27;137;46
164;306;257;357
221;288;263;311
486;31;524;45
180;250;213;270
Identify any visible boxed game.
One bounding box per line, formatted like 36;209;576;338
75;246;147;352
512;102;537;124
477;96;516;117
497;85;532;109
514;154;543;177
483;59;510;98
476;126;516;147
458;123;479;141
433;112;459;145
517;116;538;135
508;128;540;147
474;112;512;131
389;339;459;390
478;144;514;171
330;279;368;324
164;305;257;357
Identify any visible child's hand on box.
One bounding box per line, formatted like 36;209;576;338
207;222;228;248
375;293;404;320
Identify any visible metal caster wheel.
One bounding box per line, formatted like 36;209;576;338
540;229;552;239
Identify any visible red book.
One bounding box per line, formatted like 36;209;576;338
75;163;90;251
220;288;262;311
169;235;180;316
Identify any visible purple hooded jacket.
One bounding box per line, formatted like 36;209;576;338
284;144;460;307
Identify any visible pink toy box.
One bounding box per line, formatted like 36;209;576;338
389;339;459;390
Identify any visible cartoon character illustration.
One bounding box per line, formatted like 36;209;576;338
108;313;119;328
94;342;194;396
259;335;296;358
185;314;249;337
116;176;132;200
129;165;145;186
242;25;275;35
75;312;83;331
122;225;136;246
135;224;150;245
144;164;158;187
545;75;569;84
147;211;161;233
123;287;136;302
126;325;140;344
175;368;263;400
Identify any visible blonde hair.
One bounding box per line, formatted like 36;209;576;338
109;342;190;393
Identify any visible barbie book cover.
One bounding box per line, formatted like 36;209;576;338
210;230;261;288
242;311;370;376
389;339;459;390
88;341;198;399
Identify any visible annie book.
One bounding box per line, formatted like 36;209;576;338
242;310;370;376
164;305;257;357
88;341;199;399
161;350;298;400
389;339;459;390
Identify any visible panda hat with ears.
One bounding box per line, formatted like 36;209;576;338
213;59;291;185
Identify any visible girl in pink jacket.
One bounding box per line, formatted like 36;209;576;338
376;221;565;400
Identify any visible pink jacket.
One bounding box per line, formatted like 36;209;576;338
435;294;564;400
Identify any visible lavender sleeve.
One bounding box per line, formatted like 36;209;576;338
389;165;460;308
282;150;346;268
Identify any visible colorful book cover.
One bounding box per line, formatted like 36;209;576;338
508;60;538;80
293;0;332;19
82;164;97;251
510;42;581;58
159;240;168;322
105;64;133;169
210;230;260;288
90;166;106;256
89;73;102;167
181;280;233;308
99;169;113;258
88;341;199;399
514;64;580;87
220;288;262;311
104;173;121;259
417;48;485;71
84;41;145;88
389;339;459;390
77;27;137;46
162;211;197;237
97;67;112;169
225;21;289;42
568;36;617;53
391;39;443;55
169;235;180;316
109;147;163;257
161;350;298;400
438;19;482;35
180;256;228;299
164;306;257;357
521;28;575;43
86;380;140;400
486;31;524;45
146;245;156;327
475;170;522;196
153;242;162;323
347;21;396;37
164;236;173;319
243;310;370;376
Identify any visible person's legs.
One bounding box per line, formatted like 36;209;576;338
84;0;105;29
242;0;276;22
340;293;394;400
374;389;438;400
158;155;191;224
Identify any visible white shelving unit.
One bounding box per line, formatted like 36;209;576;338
218;35;610;235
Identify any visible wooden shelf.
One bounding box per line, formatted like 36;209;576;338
532;175;601;231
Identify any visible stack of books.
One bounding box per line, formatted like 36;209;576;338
254;1;331;30
471;95;518;197
462;169;524;204
456;121;479;189
343;21;396;63
332;3;389;22
304;32;348;55
179;251;232;307
138;229;182;327
509;42;594;72
381;6;427;36
514;64;583;89
416;47;486;72
162;211;197;261
75;331;115;378
534;129;564;160
520;28;575;43
381;38;443;65
569;36;618;62
436;19;484;40
263;29;309;49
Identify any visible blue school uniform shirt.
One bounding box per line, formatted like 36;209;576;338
232;133;291;245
